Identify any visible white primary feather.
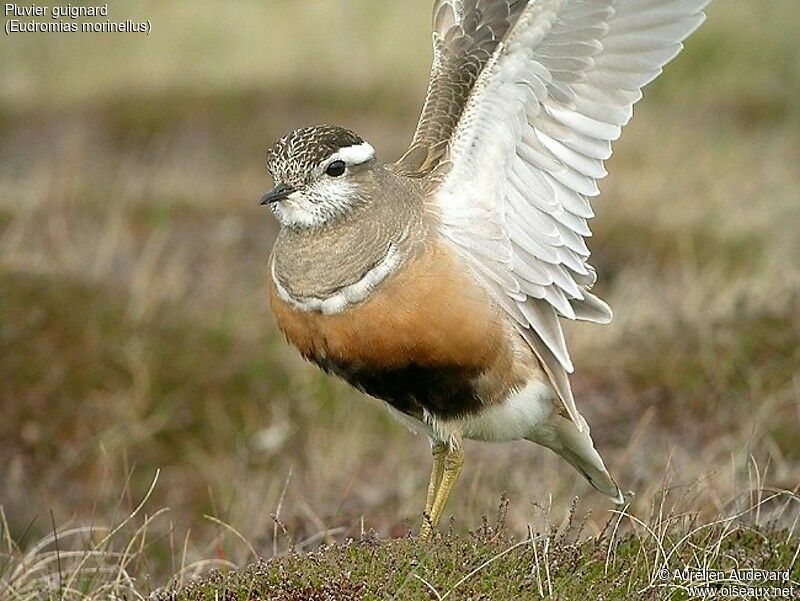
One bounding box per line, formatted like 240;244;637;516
433;0;709;429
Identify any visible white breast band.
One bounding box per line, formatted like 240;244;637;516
272;244;401;315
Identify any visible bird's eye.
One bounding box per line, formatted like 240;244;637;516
325;160;346;177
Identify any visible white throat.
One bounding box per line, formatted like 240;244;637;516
271;185;357;228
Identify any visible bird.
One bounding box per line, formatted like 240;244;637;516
260;0;708;541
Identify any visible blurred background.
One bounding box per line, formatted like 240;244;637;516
1;0;798;588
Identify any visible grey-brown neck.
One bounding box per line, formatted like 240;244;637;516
271;166;428;310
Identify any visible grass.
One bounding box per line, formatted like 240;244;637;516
3;489;796;599
1;0;799;598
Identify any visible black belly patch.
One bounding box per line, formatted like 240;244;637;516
313;357;484;421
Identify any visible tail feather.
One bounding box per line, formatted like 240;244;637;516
532;415;624;504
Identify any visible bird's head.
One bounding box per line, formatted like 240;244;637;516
262;125;377;229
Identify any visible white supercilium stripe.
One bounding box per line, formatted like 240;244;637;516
331;142;375;165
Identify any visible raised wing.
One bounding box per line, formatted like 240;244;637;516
405;0;708;428
396;0;528;175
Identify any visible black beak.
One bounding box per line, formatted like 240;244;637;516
259;183;296;205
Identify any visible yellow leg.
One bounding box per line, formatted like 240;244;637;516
424;442;447;518
419;442;464;542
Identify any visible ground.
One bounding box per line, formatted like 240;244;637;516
0;1;798;599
